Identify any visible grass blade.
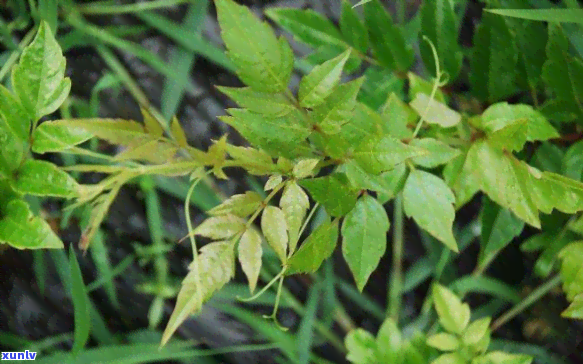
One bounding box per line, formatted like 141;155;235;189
69;247;91;354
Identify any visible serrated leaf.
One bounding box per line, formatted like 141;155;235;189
432;284;470;334
311;77;364;134
299;50;351;108
221;109;312;159
225;144;276;176
304;44;362;75
161;241;235;346
477;103;559;150
341;195;389;291
287;218;338;274
353;135;427;175
410;93;461;128
542;23;583;122
409;139;460;168
340;0;368;53
265;8;346;49
376;319;402;363
462;317;491;346
12;21;71;120
408;72;446;103
238;228;262;293
381;93;415;139
364;0;414;72
470;13;518;103
208;191;263;218
0;85;31;141
11;160;79;198
32;121;92;153
0;199;63;249
300;173;359;217
426;333;460;352
293;159;320;179
215;0;291;92
218;86;294;117
193;215;245;240
265;174;283;191
479;197;525;269
403;170;458;252
280;182;309;253
345;329;377;364
419;0;462;81
261;206;288;262
459;140;583;228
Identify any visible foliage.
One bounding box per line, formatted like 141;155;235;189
2;0;583;362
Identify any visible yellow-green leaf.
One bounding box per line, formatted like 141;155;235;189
218;86;295;117
311;77;364;134
432;284;470;334
208;191;263;218
409;138;460;168
299;50;351;108
410;93;461;128
238;228;263;293
11;160;79;198
261;206;288;263
353;135;427;175
280;181;309;252
32;121;92;153
0;199;63;249
194;215;245;240
293;158;320;179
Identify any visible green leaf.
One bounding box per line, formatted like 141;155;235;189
432;284;470;334
0;114;24;176
345;329;377;364
221;109;311;159
238;228;262;293
49;118;150;146
431;353;466;364
558;242;583;304
462;317;491;346
353;135;427;175
193;215;245;240
419;0;462;81
408;72;446;103
381;93;415;139
443;151;481;209
208;191;263;218
11;160;80;198
475;351;533;364
32;121;93;153
403;170;458;252
426;333;460;352
161;241;235;346
513;20;547;95
265;8;346;49
359;68;405;110
280;182;309;252
477;103;559;148
340;0;369;53
287;218;339;274
459;140;583;228
69;248;91;354
261;206;289;263
299;50;351;108
376;319;402;363
340;160;408;203
215;0;292;92
300;173;359;217
486;8;583;24
0;199;63;249
218;86;295;117
409;139;460;168
12;21;71;121
542;23;583;122
409;93;461;128
470;12;517;103
341;195;390;291
113;139;179;164
363;0;414;72
0;85;31;141
310;77;364;134
479;197;525;269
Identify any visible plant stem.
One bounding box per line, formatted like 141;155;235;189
490;275;562;332
388;193;404;321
